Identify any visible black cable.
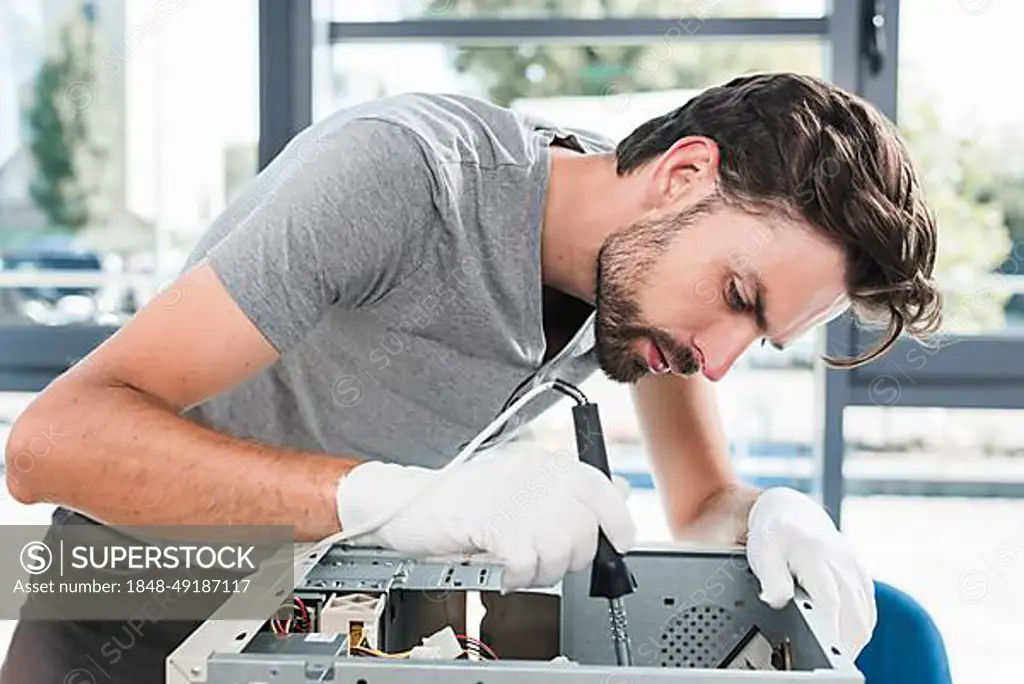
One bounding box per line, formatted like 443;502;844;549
465;378;588;452
552;378;587;405
497;372;537;415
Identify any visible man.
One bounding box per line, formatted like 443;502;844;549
3;72;940;682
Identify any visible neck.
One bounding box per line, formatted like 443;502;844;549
541;147;644;305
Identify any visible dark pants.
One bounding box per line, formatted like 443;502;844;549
1;616;200;684
1;509;207;683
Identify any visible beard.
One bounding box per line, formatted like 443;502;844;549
594;277;700;383
593;203;714;383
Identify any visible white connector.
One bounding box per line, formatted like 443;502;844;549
320;593;386;652
407;645;442;660
417;625;463;660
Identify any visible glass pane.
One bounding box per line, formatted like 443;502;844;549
328;0;827;21
842;405;1024;684
898;1;1024;335
0;0;258;328
316;39;824;125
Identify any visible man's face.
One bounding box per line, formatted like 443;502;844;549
594;198;849;383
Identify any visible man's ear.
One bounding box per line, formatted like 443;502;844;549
650;136;722;205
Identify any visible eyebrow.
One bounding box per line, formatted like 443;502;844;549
750;274;786;351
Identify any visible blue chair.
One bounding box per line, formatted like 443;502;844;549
855;582;952;684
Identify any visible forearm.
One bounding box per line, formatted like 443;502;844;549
631;374;739;534
5;378;359;541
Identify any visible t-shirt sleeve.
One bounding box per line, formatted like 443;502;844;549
203;118;438;352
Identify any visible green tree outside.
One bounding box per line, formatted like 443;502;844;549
899;99;1012;332
445;0;820;106
27;25;94;234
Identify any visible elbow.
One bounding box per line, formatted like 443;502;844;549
4;402;65;505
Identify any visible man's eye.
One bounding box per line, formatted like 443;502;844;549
727;280;747;311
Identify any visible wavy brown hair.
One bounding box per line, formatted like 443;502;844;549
615;72;941;367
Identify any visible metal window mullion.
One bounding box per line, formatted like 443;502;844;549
259;0;313;169
328;17;829;44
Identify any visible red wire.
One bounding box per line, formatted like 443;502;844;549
292;597;310;626
456;634;499;660
273;597;311;636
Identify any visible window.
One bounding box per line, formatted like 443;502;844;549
0;0;259;329
897;0;1024;335
843;404;1024;684
317;40;824;123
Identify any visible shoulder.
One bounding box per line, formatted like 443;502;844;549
320;93;550;170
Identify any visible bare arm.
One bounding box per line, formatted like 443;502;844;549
631;373;756;541
4;261;359;541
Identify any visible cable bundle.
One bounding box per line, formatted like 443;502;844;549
457;634;499;660
271;596;311;635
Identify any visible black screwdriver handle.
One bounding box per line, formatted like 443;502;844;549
572;402;638;600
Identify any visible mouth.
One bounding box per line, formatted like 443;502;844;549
641;336;704;377
643;339;675;375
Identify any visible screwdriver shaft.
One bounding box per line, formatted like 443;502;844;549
608;598;633;666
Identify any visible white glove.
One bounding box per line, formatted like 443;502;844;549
335;448;637;591
746;487;877;658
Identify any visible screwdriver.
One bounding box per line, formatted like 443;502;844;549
572;401;638;666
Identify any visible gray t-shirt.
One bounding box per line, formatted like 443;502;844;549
181;93;616;469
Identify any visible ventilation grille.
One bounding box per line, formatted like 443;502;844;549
657;605;737;668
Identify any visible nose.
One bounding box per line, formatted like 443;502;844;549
695;323;757;382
